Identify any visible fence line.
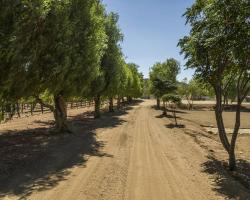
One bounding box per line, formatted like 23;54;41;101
0;100;100;122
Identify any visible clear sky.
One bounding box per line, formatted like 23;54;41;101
102;0;195;81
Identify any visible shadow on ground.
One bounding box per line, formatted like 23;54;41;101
155;113;181;119
0;101;140;199
151;105;187;114
202;156;250;200
165;123;185;129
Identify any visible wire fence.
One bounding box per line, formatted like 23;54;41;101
0;100;111;123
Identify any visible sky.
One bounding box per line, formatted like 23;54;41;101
102;0;195;81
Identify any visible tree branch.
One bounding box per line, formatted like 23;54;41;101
35;97;54;112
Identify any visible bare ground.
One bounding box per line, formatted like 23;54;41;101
0;100;250;200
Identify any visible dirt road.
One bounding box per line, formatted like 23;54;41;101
2;100;250;200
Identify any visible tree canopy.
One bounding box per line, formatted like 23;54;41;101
149;58;180;108
0;0;144;129
179;0;250;170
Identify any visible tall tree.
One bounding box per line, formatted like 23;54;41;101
126;63;143;102
179;0;250;170
88;12;123;118
9;0;107;132
101;12;124;113
150;58;180;108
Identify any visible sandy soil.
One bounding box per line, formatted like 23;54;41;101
177;109;250;129
177;109;250;161
181;100;250;106
0;100;250;200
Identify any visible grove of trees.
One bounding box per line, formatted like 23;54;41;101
177;77;214;109
0;0;143;131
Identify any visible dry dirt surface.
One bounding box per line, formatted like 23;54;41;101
1;100;250;200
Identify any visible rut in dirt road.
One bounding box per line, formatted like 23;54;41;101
2;100;250;200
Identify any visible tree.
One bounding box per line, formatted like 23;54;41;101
152;77;177;111
0;0;25;89
5;0;107;132
150;58;180;108
221;72;237;105
0;1;144;128
179;0;250;170
178;78;213;109
87;11;124;118
116;60;129;109
100;12;124;113
162;94;181;125
142;79;151;99
126;63;143;102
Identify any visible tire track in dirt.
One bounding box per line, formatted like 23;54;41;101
27;105;140;200
4;100;250;200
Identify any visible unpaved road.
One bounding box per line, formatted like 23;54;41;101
2;100;250;200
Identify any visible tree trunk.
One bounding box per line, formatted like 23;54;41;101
94;95;101;118
109;97;114;112
16;103;20;117
41;104;44;114
186;95;192;110
225;95;229;106
11;103;15;118
0;106;4;121
229;92;241;170
173;109;177;126
214;84;230;153
127;96;132;103
21;103;24;114
156;98;160;109
30;103;34;116
53;94;70;133
117;97;121;110
163;101;166;115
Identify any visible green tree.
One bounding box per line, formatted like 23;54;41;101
126;63;143;102
162;94;181;125
116;60;130;109
179;0;250;170
100;12;124;113
87;12;124;118
0;0;46;121
150;58;180;108
8;0;107;132
142;79;151;99
178;78;213;109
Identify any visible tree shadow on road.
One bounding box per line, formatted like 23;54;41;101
201;156;250;200
165;123;185;129
151;105;188;114
0;108;128;199
156;114;181;119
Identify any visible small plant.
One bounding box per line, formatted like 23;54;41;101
162;94;181;125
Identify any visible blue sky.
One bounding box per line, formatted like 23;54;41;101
102;0;195;81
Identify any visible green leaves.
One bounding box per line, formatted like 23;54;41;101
179;0;250;86
162;94;181;104
150;58;180;98
0;0;143;118
180;0;250;169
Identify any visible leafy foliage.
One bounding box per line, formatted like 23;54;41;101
0;0;144;125
162;94;181;104
179;0;250;170
149;58;180;108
